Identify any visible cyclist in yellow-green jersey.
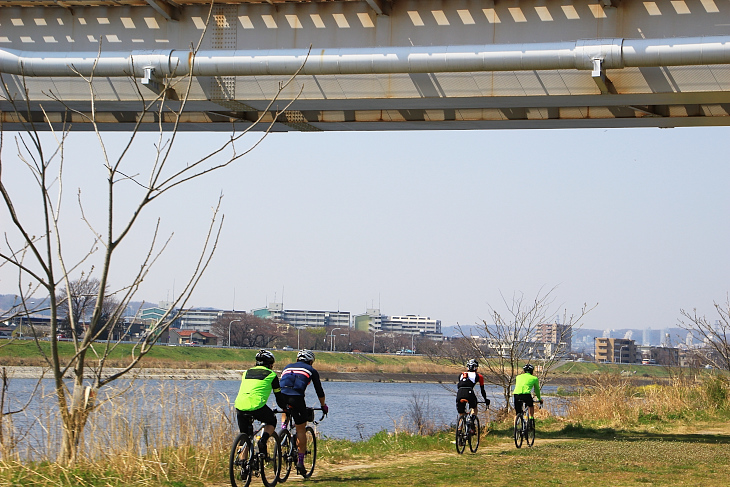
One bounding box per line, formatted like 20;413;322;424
234;349;286;456
512;363;543;422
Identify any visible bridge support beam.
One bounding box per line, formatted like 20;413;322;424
591;59;616;95
144;0;180;21
1;0;729;131
3;36;730;79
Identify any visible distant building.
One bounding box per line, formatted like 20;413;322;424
535;322;572;353
353;308;382;332
595;337;638;363
639;346;680;366
4;315;52;338
178;309;225;332
252;303;349;329
169;329;220;346
380;315;441;337
643;327;652;346
139;306;179;327
351;309;444;340
252;302;284;320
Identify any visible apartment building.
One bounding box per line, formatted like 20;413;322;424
252;303;350;328
639;346;680;366
177;309;225;332
595;337;638;363
380;315;440;334
536;322;572;353
353;308;382;332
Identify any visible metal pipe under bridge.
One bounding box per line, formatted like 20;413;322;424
1;0;730;132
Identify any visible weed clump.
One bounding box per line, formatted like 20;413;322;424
560;373;730;428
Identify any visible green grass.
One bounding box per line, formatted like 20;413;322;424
3;418;730;487
310;421;730;487
554;361;677;378
0;338;692;381
0;339;448;372
310;420;730;487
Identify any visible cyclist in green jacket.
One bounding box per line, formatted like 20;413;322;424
512;363;543;424
234;349;285;455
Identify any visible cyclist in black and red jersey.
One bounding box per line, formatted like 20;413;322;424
456;359;490;428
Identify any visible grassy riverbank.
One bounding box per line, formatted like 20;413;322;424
0;339;449;374
1;373;728;486
3;410;730;487
0;339;684;380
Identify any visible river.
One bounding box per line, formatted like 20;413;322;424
3;377;560;459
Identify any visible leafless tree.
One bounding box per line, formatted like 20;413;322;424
211;313;285;348
0;22;308;464
340;328;372;352
453;287;595;411
422;337;475;366
679;295;730;372
56;276;121;340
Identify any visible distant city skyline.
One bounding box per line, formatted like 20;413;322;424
1;127;728;331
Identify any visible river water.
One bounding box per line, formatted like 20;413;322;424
3;378;560;458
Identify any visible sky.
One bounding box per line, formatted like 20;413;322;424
1;126;728;331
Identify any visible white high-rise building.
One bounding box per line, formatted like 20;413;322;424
178;309;224;332
380;315;441;336
252;303;349;328
643;327;652;346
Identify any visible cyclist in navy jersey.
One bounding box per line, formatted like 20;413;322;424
279;350;328;476
456;359;489;426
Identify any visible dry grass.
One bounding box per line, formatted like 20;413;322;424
561;372;729;427
2;371;728;486
0;382;232;486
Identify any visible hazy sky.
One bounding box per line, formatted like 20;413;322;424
1;126;728;331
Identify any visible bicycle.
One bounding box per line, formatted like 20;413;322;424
455;400;486;454
229;414;282;487
513;398;537;449
273;406;326;481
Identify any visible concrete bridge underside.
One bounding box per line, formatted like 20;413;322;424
2;0;730;131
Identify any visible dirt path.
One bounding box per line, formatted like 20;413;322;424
206;421;730;486
206;432;549;487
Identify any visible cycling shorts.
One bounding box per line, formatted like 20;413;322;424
513;393;534;414
236;404;276;435
456;388;477;414
281;394;310;425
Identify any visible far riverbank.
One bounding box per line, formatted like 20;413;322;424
2;365;604;386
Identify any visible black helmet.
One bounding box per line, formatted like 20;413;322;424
523;363;534;374
466;359;479;371
297;349;315;363
255;349;275;367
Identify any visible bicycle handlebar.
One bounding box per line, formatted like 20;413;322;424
271;407;328;423
308;407;328;422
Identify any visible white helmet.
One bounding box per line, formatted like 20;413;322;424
297;349;315;363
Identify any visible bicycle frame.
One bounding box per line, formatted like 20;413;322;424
455;401;487;454
230;415;281;487
273;406;326;481
513;397;536;449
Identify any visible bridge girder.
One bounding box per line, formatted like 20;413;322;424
1;0;730;131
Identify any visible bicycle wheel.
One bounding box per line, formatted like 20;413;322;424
260;431;281;487
230;433;254;487
513;415;524;449
468;415;480;453
301;426;317;478
455;416;467;454
277;429;295;483
526;417;535;447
